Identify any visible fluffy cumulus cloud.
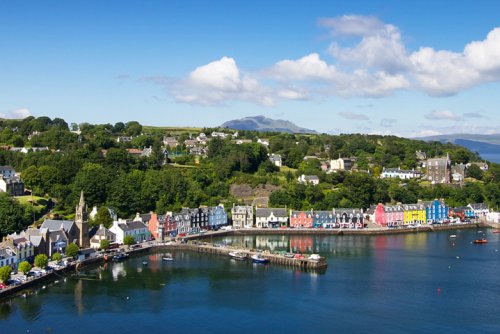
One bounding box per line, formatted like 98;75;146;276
170;57;273;106
321;15;410;73
424;110;461;121
410;27;500;95
1;108;32;119
155;15;500;106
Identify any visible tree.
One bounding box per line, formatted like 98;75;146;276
0;266;11;283
52;252;62;262
0;193;30;239
65;243;79;259
18;261;31;275
34;254;48;269
100;239;110;250
123;235;136;246
125;121;142;136
93;206;113;228
466;164;483;180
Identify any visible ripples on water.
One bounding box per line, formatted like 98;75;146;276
2;229;500;334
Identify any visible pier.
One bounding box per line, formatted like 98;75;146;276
161;243;328;271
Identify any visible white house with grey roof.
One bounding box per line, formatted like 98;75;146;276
255;208;288;228
90;225;116;249
109;219;150;244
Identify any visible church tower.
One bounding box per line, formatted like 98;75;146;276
75;191;90;248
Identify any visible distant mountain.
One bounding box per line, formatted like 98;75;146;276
416;134;500;163
221;115;318;134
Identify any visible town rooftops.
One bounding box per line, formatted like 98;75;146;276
41;219;75;233
255;208;288;217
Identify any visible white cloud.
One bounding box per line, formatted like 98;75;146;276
171;57;274;106
1;108;32;119
410;27;500;96
269;53;337;81
324;16;409;73
154;16;500;106
424;110;461;121
318;15;385;37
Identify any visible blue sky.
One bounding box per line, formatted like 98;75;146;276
1;0;499;137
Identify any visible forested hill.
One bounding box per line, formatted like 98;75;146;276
0;116;499;238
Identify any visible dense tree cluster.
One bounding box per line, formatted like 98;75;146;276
0;116;498;238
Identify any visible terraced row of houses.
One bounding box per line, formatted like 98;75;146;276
366;201;489;227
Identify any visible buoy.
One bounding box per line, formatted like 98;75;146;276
456;256;460;259
437;288;441;294
126;296;130;300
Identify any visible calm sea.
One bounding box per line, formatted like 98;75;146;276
1;229;500;334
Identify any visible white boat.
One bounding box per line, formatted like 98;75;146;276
228;251;247;261
162;253;173;261
449;234;457;238
251;254;269;264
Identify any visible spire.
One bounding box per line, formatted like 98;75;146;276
79;190;85;207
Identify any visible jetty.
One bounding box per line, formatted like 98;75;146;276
166;243;328;271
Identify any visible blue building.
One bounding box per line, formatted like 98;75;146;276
208;205;228;229
423;199;449;224
312;210;336;228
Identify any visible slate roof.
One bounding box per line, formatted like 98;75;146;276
41;219;75;233
256;208;288;217
117;220;146;232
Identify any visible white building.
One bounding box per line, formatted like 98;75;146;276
328;157;352;173
109;219;150;244
231;205;254;229
255;208;288;228
298;174;320;185
269;154;282;167
0;247;17;269
380;168;420;180
90;225;116;249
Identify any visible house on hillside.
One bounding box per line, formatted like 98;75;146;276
328;157;352;173
297;174;319;185
163;137;179;147
269;154;282;167
427;154;451;184
380;167;420;180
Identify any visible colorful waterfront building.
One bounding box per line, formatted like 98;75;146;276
372;204;387;227
386;205;404;228
289;210;313;228
403;204;426;226
333;208;364;229
208;205;228;229
423;199;448;224
311;210;336;228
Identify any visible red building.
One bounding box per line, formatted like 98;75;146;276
290;210;313;228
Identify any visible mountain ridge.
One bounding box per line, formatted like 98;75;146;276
221;115;318;134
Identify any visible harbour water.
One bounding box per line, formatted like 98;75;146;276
1;229;500;333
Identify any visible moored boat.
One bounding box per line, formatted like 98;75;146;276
473;238;488;244
449;234;457;238
162;253;174;261
228;251;247;261
251;253;269;264
112;253;128;262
